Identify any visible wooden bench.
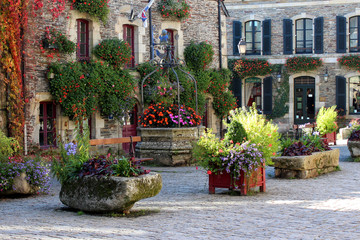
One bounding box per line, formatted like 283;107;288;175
89;136;153;163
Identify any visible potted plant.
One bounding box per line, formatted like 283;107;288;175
347;128;360;159
272;134;340;178
51;127;162;214
0;131;51;196
315;105;338;145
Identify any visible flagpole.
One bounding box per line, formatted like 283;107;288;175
149;0;154;59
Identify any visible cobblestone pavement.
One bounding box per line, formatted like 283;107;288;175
1;141;360;240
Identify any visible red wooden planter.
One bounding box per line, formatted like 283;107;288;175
208;163;266;195
322;132;336;145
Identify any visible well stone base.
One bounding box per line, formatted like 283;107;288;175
136;127;204;166
347;140;360;158
272;149;340;179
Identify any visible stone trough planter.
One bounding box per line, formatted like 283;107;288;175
59;172;162;213
347;140;360;158
272;149;340;179
136;127;204;166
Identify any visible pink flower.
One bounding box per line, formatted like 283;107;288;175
219;149;223;153
207;170;212;175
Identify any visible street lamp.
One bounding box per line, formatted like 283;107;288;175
237;38;246;56
323;67;329;82
277;72;282;83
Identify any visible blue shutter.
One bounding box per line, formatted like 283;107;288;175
263;77;272;114
232;76;242;107
314;17;324;54
336;16;346;53
262;19;271;55
336;76;346;116
283;19;293;54
233;21;242;55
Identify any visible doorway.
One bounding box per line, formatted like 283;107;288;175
294;76;315;124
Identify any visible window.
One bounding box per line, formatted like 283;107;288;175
39;102;56;148
77;19;89;61
245;20;261;55
349;16;360;52
349;76;360;114
166;29;175;58
123;24;135;68
295;18;313;54
242;77;272;114
232;19;271;55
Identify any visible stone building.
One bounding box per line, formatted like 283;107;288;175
226;0;360;132
1;0;230;151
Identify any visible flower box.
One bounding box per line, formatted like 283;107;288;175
208;163;266;195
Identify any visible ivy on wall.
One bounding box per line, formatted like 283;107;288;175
269;65;289;120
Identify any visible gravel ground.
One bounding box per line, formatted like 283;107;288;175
1;141;360;240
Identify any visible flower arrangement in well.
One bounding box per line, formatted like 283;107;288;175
315;105;338;135
138;102;202;128
285;56;323;73
157;0;191;21
233;58;272;79
43;27;76;54
338;55;360;71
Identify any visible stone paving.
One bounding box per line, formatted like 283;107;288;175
1;141;360;239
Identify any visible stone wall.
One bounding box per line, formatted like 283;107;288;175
22;0;228;147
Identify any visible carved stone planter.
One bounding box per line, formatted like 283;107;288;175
272;149;340;179
59;172;162;213
347;140;360;158
136;127;204;166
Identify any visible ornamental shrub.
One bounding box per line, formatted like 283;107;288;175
285;56;322;73
184;41;214;72
224;103;281;165
0;131;21;163
315;106;338;135
93;39;133;68
223;120;247;145
72;0;109;23
157;0;191;20
44;28;76;54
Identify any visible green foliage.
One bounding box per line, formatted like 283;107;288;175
316;106;338;135
93;39;133;68
285;56;323;73
157;0;191;20
225;103;281;165
45;28;76;54
233;58;272;78
48;61;136;120
73;0;109;23
193;129;228;173
338;55;360;71
223;120;247;145
269;69;289;119
184;41;214;72
51;125;90;184
0;131;21;162
111;156;143;177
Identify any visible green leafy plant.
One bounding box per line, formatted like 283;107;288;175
338;55;360;71
316;106;338;135
281;134;330;156
43;28;76;54
0;131;21;163
93;39;133;68
285;56;322;73
269;69;289;119
233;58;272;78
184;41;214;72
157;0;191;21
72;0;109;23
224;103;281;165
223;119;247;145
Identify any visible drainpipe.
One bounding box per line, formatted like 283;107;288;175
218;0;222;69
21;26;27;155
149;0;154;60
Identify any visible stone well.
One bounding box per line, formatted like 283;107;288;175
347;140;360;158
59;172;162;213
272;149;340;179
135;127;204;166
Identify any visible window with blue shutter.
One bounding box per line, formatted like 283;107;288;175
262;19;271;55
336;76;346;116
233;21;242;55
231;76;242;107
336;16;347;53
314;17;324;54
283;19;293;54
263;77;273;114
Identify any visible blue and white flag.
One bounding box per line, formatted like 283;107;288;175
137;0;155;28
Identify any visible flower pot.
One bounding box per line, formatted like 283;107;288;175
59;172;162;213
347;140;360;158
272;149;340;179
208;163;266;195
136;127;204;166
322;132;336;145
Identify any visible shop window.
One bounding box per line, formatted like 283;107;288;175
349;76;360;114
39;102;56;148
245;78;262;111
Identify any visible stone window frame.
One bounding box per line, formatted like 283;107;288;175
344;72;360;116
240;16;265;55
161;21;183;59
123;24;136;68
345;10;360;53
291;13;316;54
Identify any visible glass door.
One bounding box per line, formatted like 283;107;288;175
294;77;315;124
